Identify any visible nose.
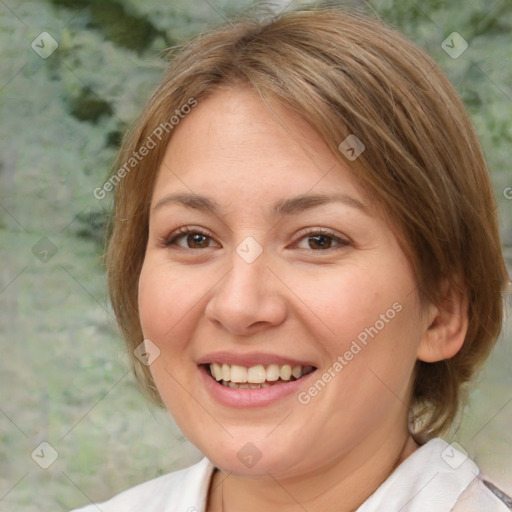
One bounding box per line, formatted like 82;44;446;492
204;249;287;336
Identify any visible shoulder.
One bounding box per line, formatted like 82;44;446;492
69;457;215;512
358;438;512;511
452;474;512;511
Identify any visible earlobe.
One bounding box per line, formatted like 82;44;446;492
417;284;469;363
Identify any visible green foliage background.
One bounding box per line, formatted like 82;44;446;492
0;1;510;510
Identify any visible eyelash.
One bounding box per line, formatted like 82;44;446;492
159;226;350;252
159;226;215;250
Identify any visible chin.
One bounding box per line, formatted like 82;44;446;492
193;433;310;478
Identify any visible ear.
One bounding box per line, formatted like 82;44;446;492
417;281;469;363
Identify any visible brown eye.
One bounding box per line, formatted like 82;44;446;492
295;230;349;251
307;234;335;250
186;233;210;248
163;227;218;250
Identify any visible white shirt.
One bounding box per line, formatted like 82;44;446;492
70;438;511;511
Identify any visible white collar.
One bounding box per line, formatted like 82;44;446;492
185;438;478;512
358;438;479;511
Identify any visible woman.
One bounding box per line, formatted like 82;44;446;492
74;5;510;511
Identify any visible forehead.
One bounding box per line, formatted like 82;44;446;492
151;87;371;215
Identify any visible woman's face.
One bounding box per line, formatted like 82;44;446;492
138;86;431;478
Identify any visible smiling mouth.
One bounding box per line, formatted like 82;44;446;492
205;363;316;389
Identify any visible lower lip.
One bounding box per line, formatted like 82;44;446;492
199;365;317;408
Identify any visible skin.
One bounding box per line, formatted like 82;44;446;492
138;86;467;512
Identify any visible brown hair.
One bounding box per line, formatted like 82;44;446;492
105;5;509;438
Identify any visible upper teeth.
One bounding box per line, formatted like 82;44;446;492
209;363;313;384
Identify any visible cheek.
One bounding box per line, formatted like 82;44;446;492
137;259;198;391
287;256;421;377
138;270;170;345
138;258;201;342
283;263;394;345
137;259;201;413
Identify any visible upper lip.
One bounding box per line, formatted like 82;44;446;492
196;351;317;368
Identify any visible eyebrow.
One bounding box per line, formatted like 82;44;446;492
152;192;371;217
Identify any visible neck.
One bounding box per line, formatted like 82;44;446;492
207;432;419;512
